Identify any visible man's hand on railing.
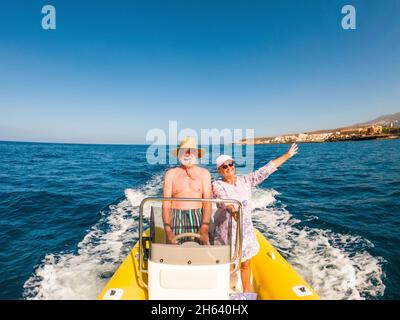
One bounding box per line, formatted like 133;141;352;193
164;226;178;244
199;225;209;245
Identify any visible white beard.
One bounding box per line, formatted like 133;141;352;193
179;156;197;167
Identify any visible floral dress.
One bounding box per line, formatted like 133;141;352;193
212;161;277;262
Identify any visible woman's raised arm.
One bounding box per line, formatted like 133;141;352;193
271;143;298;168
244;143;298;187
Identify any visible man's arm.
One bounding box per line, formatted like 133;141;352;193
199;169;212;244
162;169;177;244
201;170;212;225
162;169;173;223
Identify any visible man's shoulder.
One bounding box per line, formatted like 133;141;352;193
195;166;211;179
165;167;179;177
165;166;210;178
196;166;210;174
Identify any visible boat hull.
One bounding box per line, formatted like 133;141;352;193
97;229;319;300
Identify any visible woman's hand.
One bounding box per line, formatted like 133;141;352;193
287;143;298;158
226;205;239;222
271;143;299;168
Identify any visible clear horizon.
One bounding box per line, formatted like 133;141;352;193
1;0;399;144
0;110;398;145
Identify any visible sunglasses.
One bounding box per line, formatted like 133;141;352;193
221;161;235;169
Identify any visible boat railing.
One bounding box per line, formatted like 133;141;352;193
138;197;243;289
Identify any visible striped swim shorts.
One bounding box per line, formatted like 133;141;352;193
170;208;203;242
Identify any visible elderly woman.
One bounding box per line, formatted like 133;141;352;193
212;143;298;292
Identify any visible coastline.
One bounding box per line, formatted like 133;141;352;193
237;134;400;145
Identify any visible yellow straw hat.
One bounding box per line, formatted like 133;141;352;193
171;136;205;158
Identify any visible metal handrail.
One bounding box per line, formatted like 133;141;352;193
137;197;243;289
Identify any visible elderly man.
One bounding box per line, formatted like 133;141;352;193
162;136;212;244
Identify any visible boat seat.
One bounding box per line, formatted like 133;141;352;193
147;205;232;300
148;244;231;299
150;243;230;265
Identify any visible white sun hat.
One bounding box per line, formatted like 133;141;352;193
216;154;234;169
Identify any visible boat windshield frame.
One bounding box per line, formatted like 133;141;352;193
138;197;243;288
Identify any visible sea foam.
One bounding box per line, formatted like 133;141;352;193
23;175;162;300
251;188;385;300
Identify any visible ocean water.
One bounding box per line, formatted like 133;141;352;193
0;140;399;300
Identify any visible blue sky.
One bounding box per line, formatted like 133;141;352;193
0;0;399;144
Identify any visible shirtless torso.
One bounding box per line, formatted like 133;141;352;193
163;165;211;209
162;161;212;244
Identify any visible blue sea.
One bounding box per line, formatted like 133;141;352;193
0;140;399;300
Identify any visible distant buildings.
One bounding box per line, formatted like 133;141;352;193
238;124;398;145
366;125;383;134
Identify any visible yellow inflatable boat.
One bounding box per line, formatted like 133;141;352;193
98;197;319;300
